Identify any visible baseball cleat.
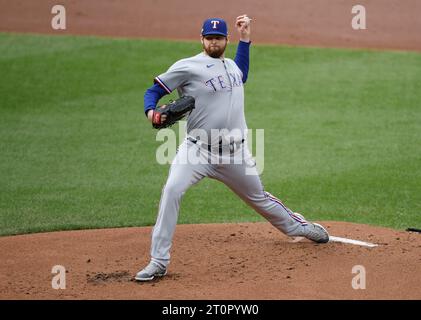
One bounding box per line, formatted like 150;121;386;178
303;222;330;243
135;261;167;281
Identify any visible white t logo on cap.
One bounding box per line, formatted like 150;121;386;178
211;20;220;29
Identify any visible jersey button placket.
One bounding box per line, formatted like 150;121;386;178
222;59;234;141
222;60;233;92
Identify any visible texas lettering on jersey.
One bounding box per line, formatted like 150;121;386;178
205;72;243;92
155;52;247;135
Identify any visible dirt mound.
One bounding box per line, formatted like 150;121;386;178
1;222;420;299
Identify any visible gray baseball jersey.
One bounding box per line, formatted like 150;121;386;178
155;53;247;145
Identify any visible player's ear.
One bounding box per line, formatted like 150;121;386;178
200;36;204;45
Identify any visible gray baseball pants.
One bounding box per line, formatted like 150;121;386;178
150;138;308;267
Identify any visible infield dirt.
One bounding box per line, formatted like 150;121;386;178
0;0;420;51
1;222;421;299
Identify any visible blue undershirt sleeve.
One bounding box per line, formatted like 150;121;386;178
144;83;169;116
234;40;251;84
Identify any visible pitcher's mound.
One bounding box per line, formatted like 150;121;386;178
1;222;420;299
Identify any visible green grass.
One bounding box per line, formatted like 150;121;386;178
0;33;420;236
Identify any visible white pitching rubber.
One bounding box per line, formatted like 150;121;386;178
328;236;378;248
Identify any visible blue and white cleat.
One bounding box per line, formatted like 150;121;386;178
135;261;167;281
294;212;330;244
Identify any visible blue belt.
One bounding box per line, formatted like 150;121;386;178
187;137;244;154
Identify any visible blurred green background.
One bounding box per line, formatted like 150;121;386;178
1;33;420;236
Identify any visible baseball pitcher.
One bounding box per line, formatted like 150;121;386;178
136;15;329;281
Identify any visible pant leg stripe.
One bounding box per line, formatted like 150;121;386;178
265;192;308;225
